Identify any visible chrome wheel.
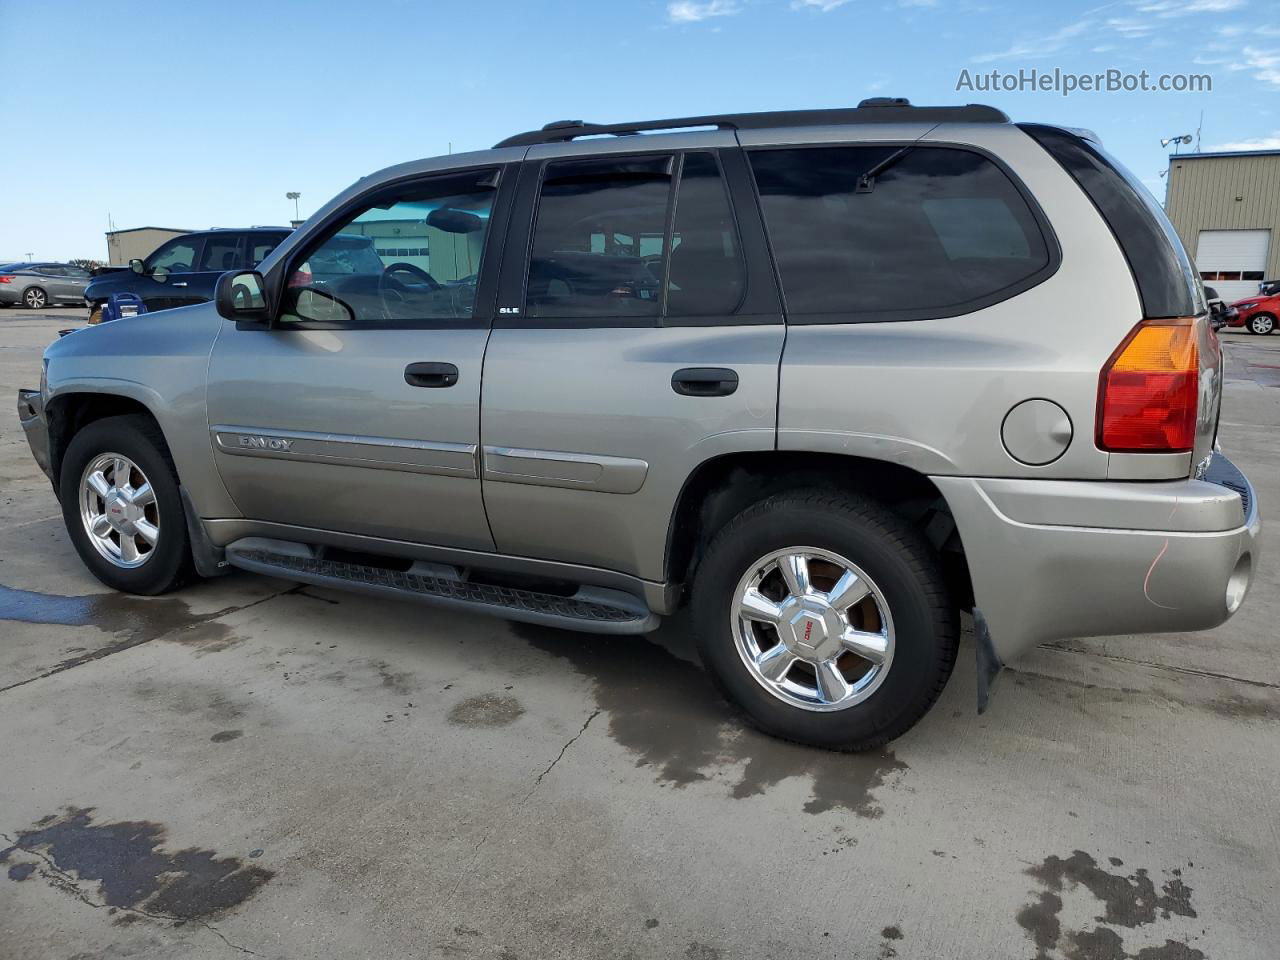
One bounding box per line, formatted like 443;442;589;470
24;287;46;309
1250;314;1275;335
731;547;894;712
78;453;160;568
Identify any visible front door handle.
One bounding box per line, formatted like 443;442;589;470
671;367;739;397
405;361;459;388
172;282;188;287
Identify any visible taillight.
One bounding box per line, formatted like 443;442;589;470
1097;318;1199;452
0;276;13;284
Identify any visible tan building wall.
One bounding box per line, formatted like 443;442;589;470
104;228;192;266
1165;152;1280;279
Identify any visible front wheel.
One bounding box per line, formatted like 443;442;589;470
1248;313;1276;335
59;415;193;595
691;491;958;751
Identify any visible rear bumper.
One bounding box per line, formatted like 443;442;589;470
18;389;53;482
934;454;1261;665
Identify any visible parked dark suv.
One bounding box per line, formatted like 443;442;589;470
85;228;291;323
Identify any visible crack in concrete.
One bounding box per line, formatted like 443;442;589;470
523;709;600;802
1042;643;1280;691
0;587;293;696
439;708;601;915
0;832;259;957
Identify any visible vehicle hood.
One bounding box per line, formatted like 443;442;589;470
85;271;143;300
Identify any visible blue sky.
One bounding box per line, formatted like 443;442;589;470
2;0;1277;262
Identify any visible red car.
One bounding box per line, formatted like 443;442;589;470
1229;292;1279;334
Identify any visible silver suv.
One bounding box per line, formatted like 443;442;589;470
17;100;1261;750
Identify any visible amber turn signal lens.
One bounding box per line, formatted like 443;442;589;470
1097;319;1199;453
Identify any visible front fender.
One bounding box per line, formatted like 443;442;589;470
43;306;240;519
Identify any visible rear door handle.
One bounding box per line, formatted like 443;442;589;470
671;367;739;397
405;361;459;388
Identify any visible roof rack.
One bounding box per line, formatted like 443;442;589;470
494;98;1009;148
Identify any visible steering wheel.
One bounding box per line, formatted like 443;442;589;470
376;262;442;321
383;262;440;290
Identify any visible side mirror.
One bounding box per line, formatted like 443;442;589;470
129;258;145;274
215;270;271;325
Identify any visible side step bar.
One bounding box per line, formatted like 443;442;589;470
224;538;660;635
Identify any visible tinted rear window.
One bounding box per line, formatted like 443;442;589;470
1019;124;1201;318
749;145;1053;320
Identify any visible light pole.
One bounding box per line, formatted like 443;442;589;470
286;191;301;222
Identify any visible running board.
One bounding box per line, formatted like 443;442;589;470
224;538;659;635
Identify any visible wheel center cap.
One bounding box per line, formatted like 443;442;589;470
779;598;843;659
104;491;140;534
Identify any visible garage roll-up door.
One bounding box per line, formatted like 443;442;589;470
1196;229;1270;303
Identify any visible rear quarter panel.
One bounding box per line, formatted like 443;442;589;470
777;123;1148;481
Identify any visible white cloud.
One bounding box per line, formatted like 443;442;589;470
1208;132;1280;150
971;21;1092;62
790;0;851;10
667;0;741;23
1218;23;1280;38
1134;0;1245;15
1229;46;1280;87
1106;16;1155;38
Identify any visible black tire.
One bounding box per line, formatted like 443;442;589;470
22;286;47;310
690;490;959;751
59;415;194;595
1248;313;1275;335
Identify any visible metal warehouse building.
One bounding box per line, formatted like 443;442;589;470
104;226;192;267
1165;149;1280;303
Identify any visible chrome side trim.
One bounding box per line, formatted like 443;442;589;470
482;445;649;494
199;517;679;614
211;425;477;478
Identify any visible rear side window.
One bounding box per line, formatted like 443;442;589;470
668;152;746;316
1019;124;1200;319
749;146;1053;320
526;156;672;320
199;235;243;272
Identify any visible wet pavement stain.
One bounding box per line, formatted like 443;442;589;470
1016;852;1202;960
7;861;35;881
210;730;243;743
0;582;241;690
448;694;526;727
1017;891;1064;959
0;807;272;920
514;623;907;816
1029;852;1195;928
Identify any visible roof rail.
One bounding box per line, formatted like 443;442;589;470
494;98;1009;148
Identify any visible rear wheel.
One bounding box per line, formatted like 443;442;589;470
1248;313;1276;335
23;286;46;309
59;415;193;595
690;490;958;751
